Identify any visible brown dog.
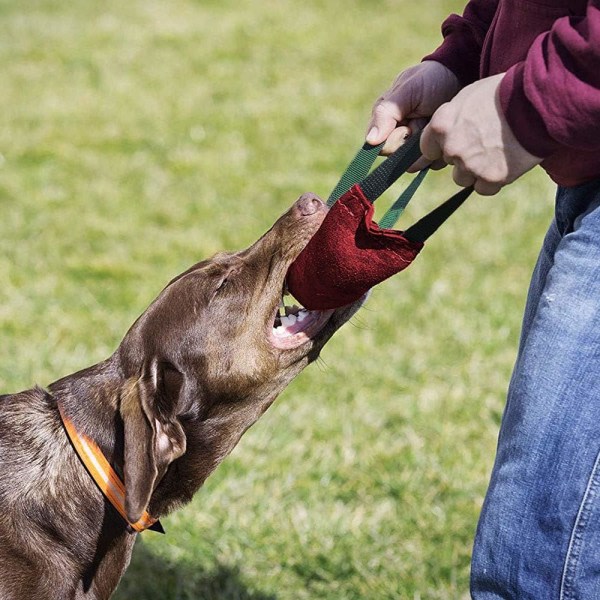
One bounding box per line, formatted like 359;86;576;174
0;193;364;599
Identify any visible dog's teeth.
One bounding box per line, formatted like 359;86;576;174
280;315;296;327
285;304;300;316
297;310;308;322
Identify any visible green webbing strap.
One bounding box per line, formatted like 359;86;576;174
327;133;427;229
327;142;384;207
327;130;471;238
378;168;429;230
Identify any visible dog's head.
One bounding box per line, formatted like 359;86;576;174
116;194;363;521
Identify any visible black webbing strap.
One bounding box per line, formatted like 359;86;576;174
403;185;474;243
360;131;423;203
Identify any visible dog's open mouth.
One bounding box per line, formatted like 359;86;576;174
268;285;334;350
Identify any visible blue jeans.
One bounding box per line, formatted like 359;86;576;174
471;178;600;599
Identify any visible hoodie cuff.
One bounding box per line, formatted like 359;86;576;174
422;14;483;87
499;62;561;159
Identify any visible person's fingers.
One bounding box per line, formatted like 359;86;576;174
474;179;502;196
406;155;433;173
429;158;447;171
420;122;444;162
409;117;429;133
409;157;447;172
453;165;502;195
403;117;437;171
380;117;429;157
366;100;403;145
380;125;411;155
452;164;476;188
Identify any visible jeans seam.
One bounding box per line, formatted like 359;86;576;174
559;447;600;600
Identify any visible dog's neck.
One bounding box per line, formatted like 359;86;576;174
49;356;126;470
47;354;280;524
48;356;195;521
0;378;139;598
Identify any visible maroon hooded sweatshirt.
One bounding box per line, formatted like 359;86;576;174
424;0;600;187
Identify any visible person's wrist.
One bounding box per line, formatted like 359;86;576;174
420;60;461;98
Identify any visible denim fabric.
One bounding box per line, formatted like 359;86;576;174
471;178;600;599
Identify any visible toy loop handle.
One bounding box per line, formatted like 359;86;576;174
359;131;423;203
326;131;473;239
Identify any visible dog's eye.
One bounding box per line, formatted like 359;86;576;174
216;271;235;293
212;268;237;299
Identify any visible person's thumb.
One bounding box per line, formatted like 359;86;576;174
366;100;404;145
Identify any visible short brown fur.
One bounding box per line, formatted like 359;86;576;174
0;194;362;599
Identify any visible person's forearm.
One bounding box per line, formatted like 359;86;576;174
423;0;499;87
499;0;600;159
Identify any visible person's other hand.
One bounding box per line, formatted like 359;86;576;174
421;73;543;195
366;60;461;163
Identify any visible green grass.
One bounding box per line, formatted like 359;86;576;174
0;1;556;598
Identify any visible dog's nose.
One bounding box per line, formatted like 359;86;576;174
295;192;324;216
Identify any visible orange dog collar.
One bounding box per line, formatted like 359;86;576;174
57;402;162;534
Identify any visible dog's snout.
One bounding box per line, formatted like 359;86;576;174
295;193;324;217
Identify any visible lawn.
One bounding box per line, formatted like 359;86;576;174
0;1;556;598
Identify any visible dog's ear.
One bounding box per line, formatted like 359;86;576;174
120;361;187;524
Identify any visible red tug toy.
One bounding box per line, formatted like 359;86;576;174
286;132;473;310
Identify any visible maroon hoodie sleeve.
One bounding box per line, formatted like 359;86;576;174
422;0;499;87
500;0;600;158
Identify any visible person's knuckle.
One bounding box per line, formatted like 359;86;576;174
443;140;461;160
443;141;467;166
428;116;447;136
370;101;385;120
431;104;452;126
479;167;507;185
373;100;392;115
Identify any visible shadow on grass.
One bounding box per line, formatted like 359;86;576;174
113;539;277;600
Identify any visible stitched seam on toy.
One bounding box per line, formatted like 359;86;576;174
336;196;360;219
387;247;416;265
336;194;387;236
559;446;600;600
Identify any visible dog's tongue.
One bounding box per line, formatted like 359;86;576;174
286;184;424;310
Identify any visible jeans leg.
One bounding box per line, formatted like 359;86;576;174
514;216;560;361
471;180;600;599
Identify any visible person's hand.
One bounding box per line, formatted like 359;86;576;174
420;73;543;195
366;60;461;158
